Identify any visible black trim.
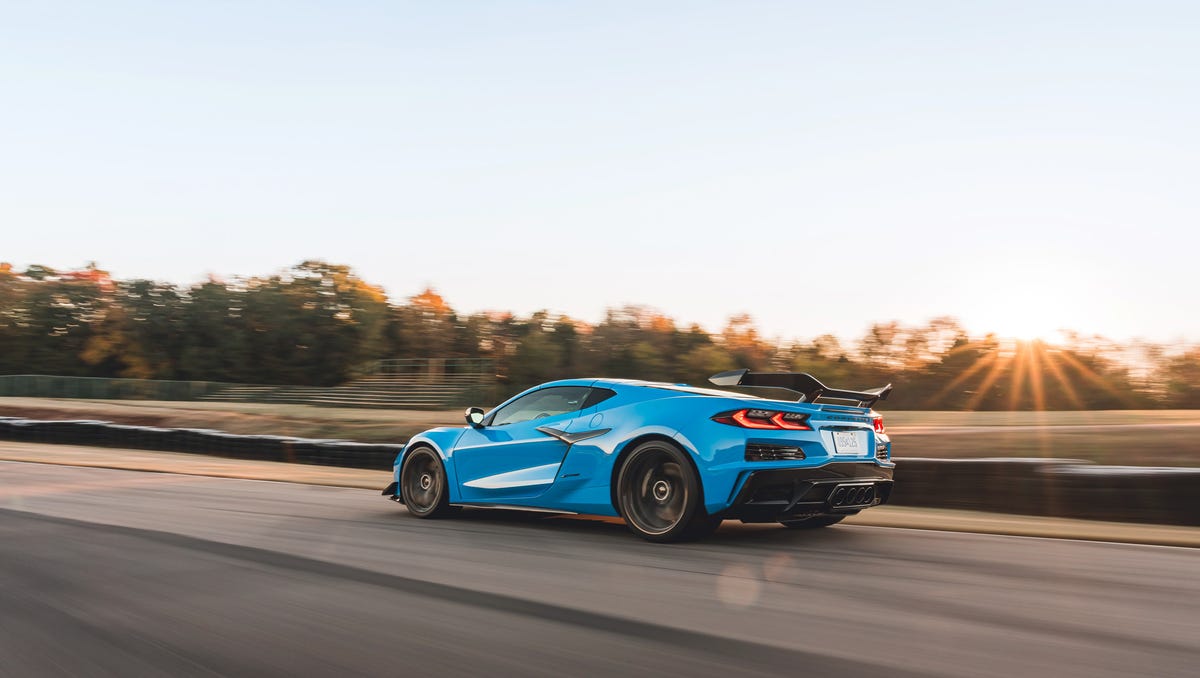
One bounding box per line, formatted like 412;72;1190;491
721;463;894;523
536;426;612;445
582;387;617;409
744;443;806;461
381;481;403;503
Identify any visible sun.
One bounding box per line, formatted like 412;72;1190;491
971;296;1066;343
1000;324;1062;344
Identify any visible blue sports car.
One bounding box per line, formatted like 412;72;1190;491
382;370;894;542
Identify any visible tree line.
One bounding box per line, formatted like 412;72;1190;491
1;261;1197;409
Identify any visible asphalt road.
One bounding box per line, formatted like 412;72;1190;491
1;461;1196;677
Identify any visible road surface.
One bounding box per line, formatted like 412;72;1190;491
1;460;1196;677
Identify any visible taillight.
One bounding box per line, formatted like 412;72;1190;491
730;409;779;429
713;409;811;431
771;412;811;430
872;414;885;434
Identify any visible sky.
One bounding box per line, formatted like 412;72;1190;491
2;1;1198;344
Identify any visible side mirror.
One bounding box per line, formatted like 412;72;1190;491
465;407;486;428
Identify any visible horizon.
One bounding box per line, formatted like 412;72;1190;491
4;2;1199;344
2;258;1191;352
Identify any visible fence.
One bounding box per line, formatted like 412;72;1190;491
0;375;232;401
0;358;498;408
355;358;495;381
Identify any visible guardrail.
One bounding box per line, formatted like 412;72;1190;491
891;458;1200;526
0;417;1195;525
0;417;399;470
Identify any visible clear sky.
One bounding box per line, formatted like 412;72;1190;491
3;1;1198;343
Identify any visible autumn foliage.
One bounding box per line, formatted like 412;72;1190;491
1;261;1196;410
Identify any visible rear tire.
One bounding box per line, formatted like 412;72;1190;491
616;440;720;542
779;515;845;529
400;447;453;518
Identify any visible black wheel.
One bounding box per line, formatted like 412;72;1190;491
400;447;452;518
616;440;720;542
779;515;845;529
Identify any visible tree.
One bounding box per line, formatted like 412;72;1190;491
82;280;185;379
1161;349;1200;408
509;329;565;390
176;280;252;382
719;314;772;370
0;259;1194;411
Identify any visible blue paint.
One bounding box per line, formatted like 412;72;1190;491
391;378;894;519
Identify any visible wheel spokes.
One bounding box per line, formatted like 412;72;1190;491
405;455;440;510
624;451;688;534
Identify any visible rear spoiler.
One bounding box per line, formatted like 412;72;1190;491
709;369;893;408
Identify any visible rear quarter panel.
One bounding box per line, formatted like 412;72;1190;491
544;390;759;515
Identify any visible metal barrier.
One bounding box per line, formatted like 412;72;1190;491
0;416;400;470
889;457;1200;526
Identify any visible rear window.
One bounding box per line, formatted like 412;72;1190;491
582;387;617;408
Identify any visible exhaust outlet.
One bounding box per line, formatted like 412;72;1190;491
828;483;876;508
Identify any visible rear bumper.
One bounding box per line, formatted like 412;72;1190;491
720;462;894;523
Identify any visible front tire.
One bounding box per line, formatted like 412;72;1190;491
779;515;845;529
616;440;720;542
400;447;453;518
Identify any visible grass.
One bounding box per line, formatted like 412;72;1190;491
2;397;1198;466
884;410;1200;466
0;397;460;443
893;425;1200;466
885;410;1200;427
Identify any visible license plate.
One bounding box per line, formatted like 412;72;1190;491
833;431;865;455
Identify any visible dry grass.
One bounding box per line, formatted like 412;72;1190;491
0;397;461;442
2;397;1198;466
885;410;1200;427
884;411;1200;466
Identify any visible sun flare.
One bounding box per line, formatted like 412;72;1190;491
972;298;1067;344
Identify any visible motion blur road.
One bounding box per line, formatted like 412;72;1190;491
1;461;1196;677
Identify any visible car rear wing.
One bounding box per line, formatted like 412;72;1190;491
709;369;893;408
